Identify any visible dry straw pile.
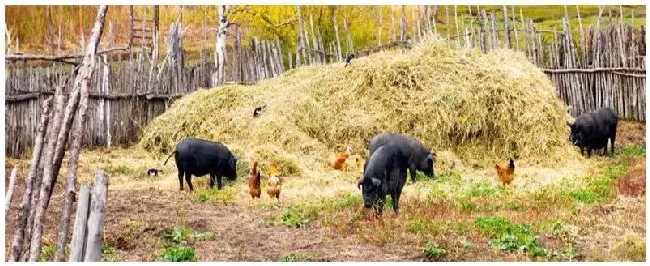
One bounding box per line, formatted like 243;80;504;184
140;39;575;177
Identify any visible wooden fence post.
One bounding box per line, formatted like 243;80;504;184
9;96;53;262
68;186;91;262
83;171;109;262
5;165;19;217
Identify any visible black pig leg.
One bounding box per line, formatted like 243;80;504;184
391;192;401;215
409;166;417;182
185;173;194;192
178;171;184;191
209;174;215;189
217;175;223;190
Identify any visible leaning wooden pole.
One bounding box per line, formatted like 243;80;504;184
68;186;91;262
53;34;101;264
5;165;19;217
83;171;110;262
27;85;65;261
29;5;109;262
8;97;52;262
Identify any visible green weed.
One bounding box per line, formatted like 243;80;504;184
194;187;237;203
103;164;132;175
422;240;446;261
474;216;547;258
282;205;318;228
165;224;194;244
38;245;56;262
280;252;315;262
163;246;196;262
102;243;117;255
330;193;363;210
616;144;645;156
465;182;499;197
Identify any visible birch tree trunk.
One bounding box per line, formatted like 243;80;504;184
213;5;228;86
343;18;353;54
377;6;383;46
401;6;407;42
331;7;343;62
29;5;108;262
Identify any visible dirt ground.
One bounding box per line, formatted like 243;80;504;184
4;121;646;262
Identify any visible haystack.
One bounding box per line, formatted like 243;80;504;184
140;38;575;177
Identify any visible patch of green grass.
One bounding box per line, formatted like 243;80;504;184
166;224;194;244
456;198;478;211
422;240;446;261
280;252;315;262
103;164;132;175
328;193;363;210
165;224;214;244
406;218;472;235
504;200;523;211
38;245;56;262
603;162;630;180
616;144;645;156
567;189;600;204
474;216;547;259
464;182;499;197
194;187;237;203
102;243;117;255
282;205;318;228
406;219;427;233
163;246;196;262
424;171;463;199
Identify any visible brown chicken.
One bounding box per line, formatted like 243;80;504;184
266;164;282;201
248;161;261;199
495;158;515;186
266;175;282;201
328;145;352;171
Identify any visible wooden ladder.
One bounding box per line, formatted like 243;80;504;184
129;5;159;51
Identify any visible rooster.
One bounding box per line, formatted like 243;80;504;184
495;158;515;186
328;145;352;171
248;161;261;199
266;164;282;201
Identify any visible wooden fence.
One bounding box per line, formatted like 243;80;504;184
4;6;646;158
5;29;285;157
436;7;645;121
